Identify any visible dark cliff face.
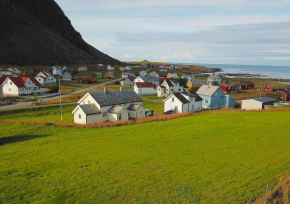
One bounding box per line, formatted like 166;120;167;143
0;0;122;65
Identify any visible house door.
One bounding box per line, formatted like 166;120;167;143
118;113;122;121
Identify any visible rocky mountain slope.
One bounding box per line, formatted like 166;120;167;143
0;0;121;65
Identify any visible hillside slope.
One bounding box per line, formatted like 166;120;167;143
0;0;121;65
1;111;290;203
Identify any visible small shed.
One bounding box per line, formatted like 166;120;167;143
241;97;278;110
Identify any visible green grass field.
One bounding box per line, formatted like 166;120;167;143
1;110;290;203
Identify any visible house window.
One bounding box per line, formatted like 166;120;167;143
88;101;91;104
171;89;174;92
118;113;122;120
78;114;81;119
205;100;209;103
103;112;108;117
10;82;12;85
172;97;174;102
178;89;181;91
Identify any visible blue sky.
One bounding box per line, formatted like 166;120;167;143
55;0;290;66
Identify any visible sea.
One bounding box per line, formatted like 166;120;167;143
193;63;290;79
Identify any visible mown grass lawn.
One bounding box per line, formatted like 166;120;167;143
0;111;290;203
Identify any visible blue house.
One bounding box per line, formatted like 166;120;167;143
196;85;236;108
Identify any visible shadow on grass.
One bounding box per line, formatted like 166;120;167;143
0;135;49;146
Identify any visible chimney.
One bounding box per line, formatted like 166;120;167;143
104;87;108;93
120;87;124;92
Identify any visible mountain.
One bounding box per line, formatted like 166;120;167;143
0;0;122;65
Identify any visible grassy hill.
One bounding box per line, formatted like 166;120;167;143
1;111;290;203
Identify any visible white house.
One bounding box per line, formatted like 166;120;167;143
63;66;73;72
78;66;88;72
107;65;115;71
35;71;57;85
181;73;194;81
62;71;72;81
52;66;63;76
156;79;189;97
148;71;159;78
167;73;179;79
139;71;147;77
0;76;42;97
120;76;136;86
241;97;278;110
207;74;222;86
97;64;104;69
134;82;157;95
163;91;203;113
72;88;145;124
125;66;132;71
0;68;21;76
0;85;3;99
122;72;135;78
134;76;159;86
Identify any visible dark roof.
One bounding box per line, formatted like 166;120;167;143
252;97;278;103
165;80;174;87
237;81;254;85
189;79;207;85
189;90;203;101
135;82;155;88
79;104;101;115
108;106;124;114
222;83;238;88
282;90;290;95
139;76;158;82
127;104;143;111
174;93;189;104
173;91;203;104
89;89;143;107
159;73;166;78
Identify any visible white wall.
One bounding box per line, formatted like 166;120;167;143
241;100;262;110
164;95;183;113
134;85;157;95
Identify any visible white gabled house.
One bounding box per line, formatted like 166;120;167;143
52;66;63;76
134;76;159;86
78;66;88;72
181;73;194;81
148;71;159;78
157;79;189;97
35;71;57;85
167;73;179;79
0;76;42;97
163;91;203;113
122;72;135;78
62;70;72;81
0;68;21;76
207;73;222;86
139;71;147;77
134;82;157;95
120;76;136;86
107;65;115;71
124;66;132;71
72;88;146;124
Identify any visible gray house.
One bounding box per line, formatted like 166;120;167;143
62;70;72;81
120;76;136;86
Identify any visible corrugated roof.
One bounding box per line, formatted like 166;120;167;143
188;79;207;85
127;104;142;111
89;89;143;107
252;97;278;103
79;104;101;115
109;106;125;114
282;90;290;95
139;76;158;82
196;85;220;96
135;82;155;88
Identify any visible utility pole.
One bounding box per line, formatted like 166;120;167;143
59;79;63;121
188;88;190;113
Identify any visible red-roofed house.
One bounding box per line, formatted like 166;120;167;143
35;71;56;85
220;84;239;93
263;85;272;92
0;67;21;76
134;82;157;95
0;76;42;96
279;90;290;102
